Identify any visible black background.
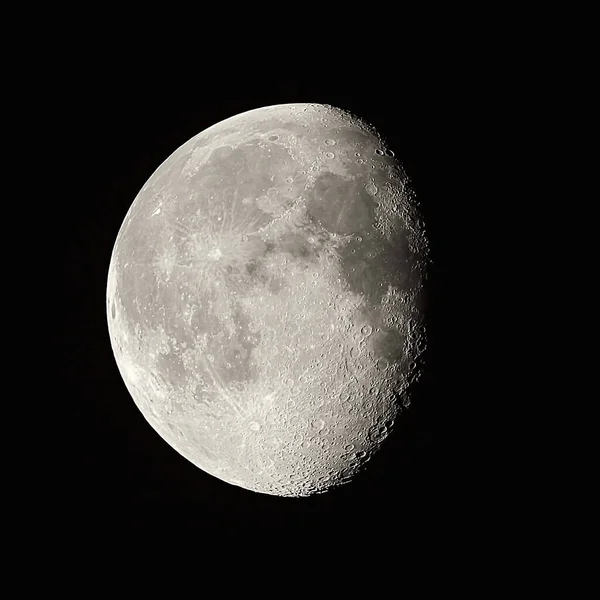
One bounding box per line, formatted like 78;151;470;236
61;65;454;542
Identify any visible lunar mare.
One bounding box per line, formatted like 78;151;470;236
107;103;428;497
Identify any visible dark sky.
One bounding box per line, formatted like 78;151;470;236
62;66;453;542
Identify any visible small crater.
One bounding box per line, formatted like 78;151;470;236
325;152;335;159
207;247;223;260
376;356;389;371
324;139;336;146
269;135;279;141
385;149;395;157
375;149;384;156
311;418;325;431
366;183;378;195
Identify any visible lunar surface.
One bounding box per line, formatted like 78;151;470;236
107;103;428;497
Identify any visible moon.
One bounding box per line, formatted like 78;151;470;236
106;103;428;497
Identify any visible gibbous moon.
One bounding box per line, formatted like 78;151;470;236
107;103;428;497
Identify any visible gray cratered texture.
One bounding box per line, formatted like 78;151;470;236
107;103;428;497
